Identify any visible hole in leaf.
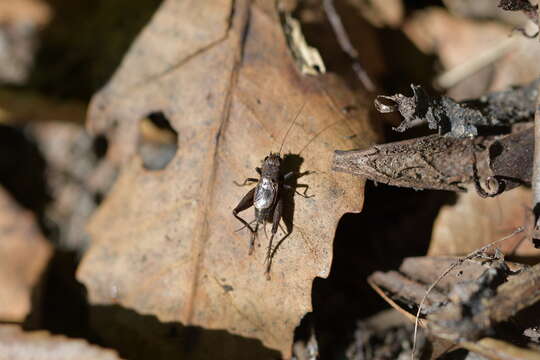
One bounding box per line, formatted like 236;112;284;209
138;112;178;170
92;134;108;159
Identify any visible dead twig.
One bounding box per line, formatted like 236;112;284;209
322;0;376;92
532;81;540;247
435;37;515;90
411;226;525;360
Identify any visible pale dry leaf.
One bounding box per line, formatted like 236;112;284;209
349;0;404;28
0;187;51;322
282;13;326;75
429;186;538;258
0;0;50;25
0;325;123;360
77;0;378;357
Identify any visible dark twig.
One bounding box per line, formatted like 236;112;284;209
411;227;525;360
532;85;540;247
322;0;376;92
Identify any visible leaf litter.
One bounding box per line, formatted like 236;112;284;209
3;0;540;359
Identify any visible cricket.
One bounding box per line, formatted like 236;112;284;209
232;103;312;280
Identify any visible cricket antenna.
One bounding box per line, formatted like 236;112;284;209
279;101;306;155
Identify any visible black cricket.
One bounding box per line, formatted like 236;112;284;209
232;104;311;279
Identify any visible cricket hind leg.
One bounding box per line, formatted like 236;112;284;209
264;197;284;280
234;219;257;232
249;221;259;255
232;187;258;254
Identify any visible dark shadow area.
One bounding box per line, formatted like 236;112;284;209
312;181;456;358
376;28;439;97
89;305;281;360
138;111;178;171
279;154;308;236
92;134;109;159
402;1;446;15
0;124;52;234
24;250;90;339
29;0;163;100
508;299;540;343
438;348;470;360
293;312;315;344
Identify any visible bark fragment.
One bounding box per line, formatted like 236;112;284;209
333;134;484;191
489;125;533;191
369;256;540;356
375;78;540;138
333;126;535;195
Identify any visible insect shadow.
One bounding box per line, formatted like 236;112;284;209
265;153;312;277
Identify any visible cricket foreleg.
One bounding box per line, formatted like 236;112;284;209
265;197;283;280
234;178;258;187
233;188;257;253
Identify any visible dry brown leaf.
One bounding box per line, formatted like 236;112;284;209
403;7;540;99
0;325;123;360
77;0;378;356
429;186;538;259
0;187;51;322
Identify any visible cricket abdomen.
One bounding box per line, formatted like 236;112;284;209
255;207;272;223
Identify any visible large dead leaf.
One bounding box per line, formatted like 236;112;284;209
77;0;378;356
0;325;123;360
0;186;51;322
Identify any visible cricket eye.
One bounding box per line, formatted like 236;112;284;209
138;111;178;170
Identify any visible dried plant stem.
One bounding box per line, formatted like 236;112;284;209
410;226;525;360
533;86;540;247
435;37;515;89
322;0;376;91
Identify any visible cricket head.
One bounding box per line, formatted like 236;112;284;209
261;152;282;180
